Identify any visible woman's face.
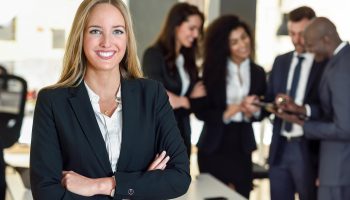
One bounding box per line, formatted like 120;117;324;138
229;26;251;64
175;14;202;48
83;3;127;72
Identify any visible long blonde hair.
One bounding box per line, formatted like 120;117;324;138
51;0;142;88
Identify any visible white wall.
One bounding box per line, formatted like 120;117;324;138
256;0;350;71
0;0;81;90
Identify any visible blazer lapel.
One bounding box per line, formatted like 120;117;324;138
304;61;319;97
281;53;293;93
304;58;328;98
68;82;112;174
249;63;258;94
116;79;138;170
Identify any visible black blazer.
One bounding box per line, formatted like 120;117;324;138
142;44;199;157
265;51;326;167
30;79;191;200
193;62;267;154
142;44;198;117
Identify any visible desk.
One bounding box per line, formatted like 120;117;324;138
174;173;247;200
4;146;247;200
4;144;31;200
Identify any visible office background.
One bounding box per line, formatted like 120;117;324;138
1;0;350;199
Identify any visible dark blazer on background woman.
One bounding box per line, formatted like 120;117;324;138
142;43;199;156
193;61;266;198
30;79;190;200
194;62;266;154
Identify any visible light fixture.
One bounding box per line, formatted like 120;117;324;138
277;13;288;36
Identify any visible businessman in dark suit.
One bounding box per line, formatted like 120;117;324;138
264;7;326;200
281;17;350;200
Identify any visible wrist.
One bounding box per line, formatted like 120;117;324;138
298;106;306;115
95;177;116;196
181;96;190;109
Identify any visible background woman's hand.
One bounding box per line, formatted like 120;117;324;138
241;95;259;117
148;151;170;171
223;104;241;121
166;91;190;109
190;81;206;98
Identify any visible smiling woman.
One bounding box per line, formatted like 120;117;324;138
29;0;191;199
193;15;267;199
142;3;206;158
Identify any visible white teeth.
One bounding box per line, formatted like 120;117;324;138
98;51;114;57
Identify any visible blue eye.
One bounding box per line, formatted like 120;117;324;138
113;29;124;35
89;29;101;35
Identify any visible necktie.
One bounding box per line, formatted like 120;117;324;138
284;55;304;132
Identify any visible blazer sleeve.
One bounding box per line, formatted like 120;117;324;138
304;62;350;141
30;90;76;199
259;57;280;120
114;82;191;200
142;47;166;83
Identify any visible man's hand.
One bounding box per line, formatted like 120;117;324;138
275;109;305;126
275;93;306;116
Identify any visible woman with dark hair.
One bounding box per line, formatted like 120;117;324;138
142;2;205;157
194;15;266;198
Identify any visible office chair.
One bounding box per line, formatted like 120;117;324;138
0;74;28;148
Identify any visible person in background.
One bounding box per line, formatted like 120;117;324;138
142;2;206;157
193;15;266;198
30;0;190;199
258;6;327;200
0;65;7;200
0;65;7;75
279;17;350;200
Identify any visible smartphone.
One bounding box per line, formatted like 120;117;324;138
204;197;228;200
252;102;277;113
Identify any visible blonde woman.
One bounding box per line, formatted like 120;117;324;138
30;0;190;199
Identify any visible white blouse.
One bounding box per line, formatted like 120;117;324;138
85;82;122;172
225;58;251;122
176;54;190;96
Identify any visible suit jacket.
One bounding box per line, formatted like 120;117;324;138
142;44;199;156
304;43;350;186
193;61;266;154
266;51;326;167
30;79;191;200
142;44;198;118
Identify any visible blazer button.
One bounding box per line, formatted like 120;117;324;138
128;189;134;195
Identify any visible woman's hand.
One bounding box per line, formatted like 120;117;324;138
241;95;260;118
61;171;115;196
190;81;206;98
166;91;190;109
223;104;241;121
148;151;170;171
